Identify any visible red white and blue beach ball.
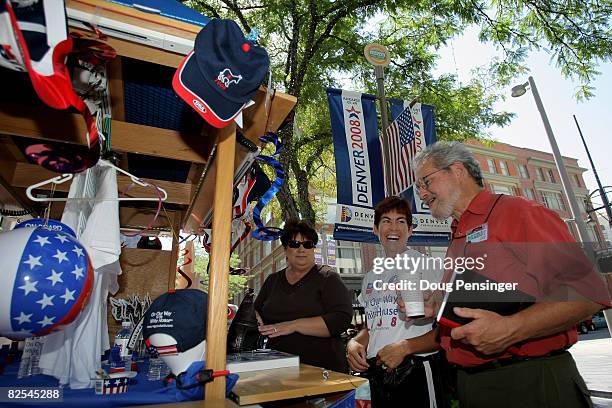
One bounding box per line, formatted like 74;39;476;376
0;227;93;339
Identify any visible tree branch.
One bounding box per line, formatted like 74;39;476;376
218;0;251;32
193;1;221;19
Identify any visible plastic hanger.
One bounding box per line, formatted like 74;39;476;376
25;159;168;202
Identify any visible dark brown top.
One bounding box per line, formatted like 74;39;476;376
254;265;353;372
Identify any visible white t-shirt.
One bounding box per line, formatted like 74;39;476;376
357;248;443;358
39;162;121;388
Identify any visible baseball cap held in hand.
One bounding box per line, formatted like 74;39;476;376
173;19;269;128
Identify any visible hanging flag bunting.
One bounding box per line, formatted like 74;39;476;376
389;99;451;244
0;0;103;174
327;88;384;243
251;132;285;241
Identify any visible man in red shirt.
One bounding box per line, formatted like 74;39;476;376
410;141;610;407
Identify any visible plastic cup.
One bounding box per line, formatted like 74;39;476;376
396;270;425;317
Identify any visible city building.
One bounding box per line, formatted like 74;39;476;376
234;140;606;302
465;140;605;245
596;213;612;247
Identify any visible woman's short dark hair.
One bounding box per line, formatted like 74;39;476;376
280;219;319;247
374;196;413;227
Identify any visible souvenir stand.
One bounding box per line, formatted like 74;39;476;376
0;0;366;405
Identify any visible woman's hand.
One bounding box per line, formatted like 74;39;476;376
259;320;297;338
346;338;369;372
377;340;409;371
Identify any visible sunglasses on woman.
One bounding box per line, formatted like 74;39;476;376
287;240;315;249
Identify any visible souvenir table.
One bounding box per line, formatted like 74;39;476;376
0;358;238;407
0;360;365;407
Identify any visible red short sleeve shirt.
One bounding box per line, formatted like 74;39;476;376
440;190;610;367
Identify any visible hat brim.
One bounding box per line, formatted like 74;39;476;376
173;51;246;129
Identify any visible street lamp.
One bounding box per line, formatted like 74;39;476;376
574;116;612;228
511;76;591;244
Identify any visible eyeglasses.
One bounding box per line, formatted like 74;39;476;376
415;167;449;192
288;240;315;249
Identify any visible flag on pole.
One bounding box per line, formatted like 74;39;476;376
327;88;384;242
383;106;418;195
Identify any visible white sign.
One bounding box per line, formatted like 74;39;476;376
341;89;374;207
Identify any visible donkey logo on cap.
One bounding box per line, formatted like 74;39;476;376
216;68;243;90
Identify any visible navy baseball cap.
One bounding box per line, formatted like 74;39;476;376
143;289;208;353
172;19;269;128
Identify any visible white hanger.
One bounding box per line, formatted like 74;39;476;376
25;159;168;202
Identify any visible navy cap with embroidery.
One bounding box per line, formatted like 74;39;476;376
172;19;269;128
143;289;208;353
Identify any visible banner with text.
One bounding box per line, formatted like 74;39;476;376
328;88;384;242
389;98;451;245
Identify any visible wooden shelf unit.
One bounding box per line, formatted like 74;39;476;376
0;0;296;401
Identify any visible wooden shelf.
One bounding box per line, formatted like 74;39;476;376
0;1;297;401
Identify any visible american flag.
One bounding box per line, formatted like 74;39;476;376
383;107;417;195
9;229;92;338
145;338;178;357
96;377;129;395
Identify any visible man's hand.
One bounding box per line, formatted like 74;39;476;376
397;290;441;320
450;307;519;355
259;320;296;338
347;338;369;372
377;340;409;371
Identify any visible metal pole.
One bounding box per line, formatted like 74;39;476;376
375;65;392;194
573;115;612;228
528;76;591;243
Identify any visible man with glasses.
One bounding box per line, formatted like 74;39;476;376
411;141;609;408
347;196;447;407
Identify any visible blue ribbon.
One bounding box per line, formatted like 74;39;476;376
251;132;285;241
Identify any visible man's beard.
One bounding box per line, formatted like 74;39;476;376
430;189;459;220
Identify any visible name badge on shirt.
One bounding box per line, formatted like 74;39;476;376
466;223;488;243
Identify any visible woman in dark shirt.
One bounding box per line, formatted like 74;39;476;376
254;219;353;373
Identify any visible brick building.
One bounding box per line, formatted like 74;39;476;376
466;139;604;244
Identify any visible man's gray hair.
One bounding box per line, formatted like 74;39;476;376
413;141;484;187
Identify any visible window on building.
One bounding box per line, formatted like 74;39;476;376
336;240;362;274
252;244;261;265
536;167;544;181
262;263;273;280
499;160;509;176
541;191;566;211
518;164;529;179
337;247;356;259
587;224;598;243
491;184;514;196
375;244;385;258
253;274;262;294
576;198;585;213
275;256;286;272
263;240;272;258
524;188;535;201
573;174;581;187
547;169;556;183
487;159;496;174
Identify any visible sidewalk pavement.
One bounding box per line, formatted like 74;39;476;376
569;329;612;407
